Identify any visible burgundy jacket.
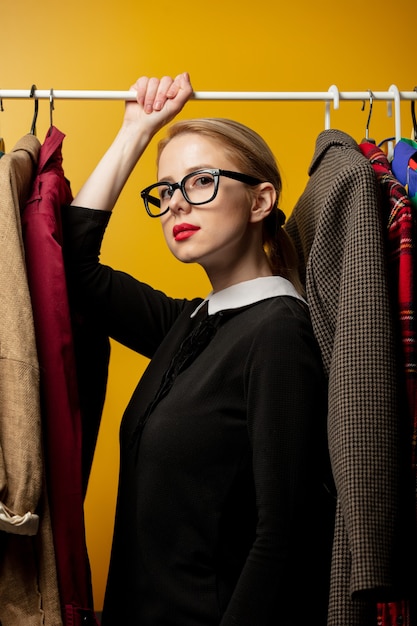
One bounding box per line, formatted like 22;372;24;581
22;126;101;626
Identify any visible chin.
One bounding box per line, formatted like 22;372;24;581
169;244;199;265
174;254;198;265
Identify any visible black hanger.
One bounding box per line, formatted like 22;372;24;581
361;90;376;144
411;86;417;141
0;96;5;154
48;88;55;135
30;84;38;136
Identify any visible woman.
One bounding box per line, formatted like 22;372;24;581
64;73;335;625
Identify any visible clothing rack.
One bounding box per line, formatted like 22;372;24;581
1;85;416;142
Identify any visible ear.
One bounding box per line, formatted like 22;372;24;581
249;182;276;223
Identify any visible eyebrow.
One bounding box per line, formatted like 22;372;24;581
157;165;216;184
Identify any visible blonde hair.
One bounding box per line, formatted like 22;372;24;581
157;118;303;295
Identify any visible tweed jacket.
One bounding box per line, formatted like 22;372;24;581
0;134;62;625
285;130;406;626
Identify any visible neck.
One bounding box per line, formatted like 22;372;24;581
205;256;273;294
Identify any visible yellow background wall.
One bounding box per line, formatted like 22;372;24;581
2;0;415;611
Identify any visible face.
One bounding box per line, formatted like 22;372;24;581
157;133;265;279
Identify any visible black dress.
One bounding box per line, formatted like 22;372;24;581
63;206;335;626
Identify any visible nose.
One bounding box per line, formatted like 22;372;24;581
168;187;191;214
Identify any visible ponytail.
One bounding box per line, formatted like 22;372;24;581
263;207;304;296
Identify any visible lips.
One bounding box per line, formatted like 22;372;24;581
173;223;200;241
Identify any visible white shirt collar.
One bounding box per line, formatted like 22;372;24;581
191;276;306;318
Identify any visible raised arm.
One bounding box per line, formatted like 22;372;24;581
71;72;193;212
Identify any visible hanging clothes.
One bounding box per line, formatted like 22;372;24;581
21;126;101;626
360;141;417;459
392;138;417;209
0;134;62;626
360;140;417;626
285;129;408;626
377;600;412;626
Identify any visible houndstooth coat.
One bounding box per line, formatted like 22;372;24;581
285;130;408;626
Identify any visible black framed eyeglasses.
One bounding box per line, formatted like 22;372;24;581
140;168;263;218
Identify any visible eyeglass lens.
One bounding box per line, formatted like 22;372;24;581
144;170;218;216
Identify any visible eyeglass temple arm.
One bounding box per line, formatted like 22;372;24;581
221;170;263;186
141;191;161;208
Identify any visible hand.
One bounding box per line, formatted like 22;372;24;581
124;72;193;136
71;73;193;212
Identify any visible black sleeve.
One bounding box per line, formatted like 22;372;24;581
61;205;194;358
221;300;334;625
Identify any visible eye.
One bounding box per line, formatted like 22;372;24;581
194;174;215;188
158;184;173;201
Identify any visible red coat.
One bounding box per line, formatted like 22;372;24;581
22;126;98;626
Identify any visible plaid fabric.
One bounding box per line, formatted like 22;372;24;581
392;138;417;209
377;600;411;626
360;142;417;465
285;130;404;626
360;141;417;626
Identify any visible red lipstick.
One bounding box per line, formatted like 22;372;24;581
173;223;200;241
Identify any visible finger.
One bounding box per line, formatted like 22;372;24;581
153;76;176;111
163;72;193;113
132;76;150;107
129;73;192;118
142;77;162;114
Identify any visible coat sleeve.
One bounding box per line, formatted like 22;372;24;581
287;134;407;621
306;158;404;600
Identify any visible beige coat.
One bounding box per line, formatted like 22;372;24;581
0;135;62;625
